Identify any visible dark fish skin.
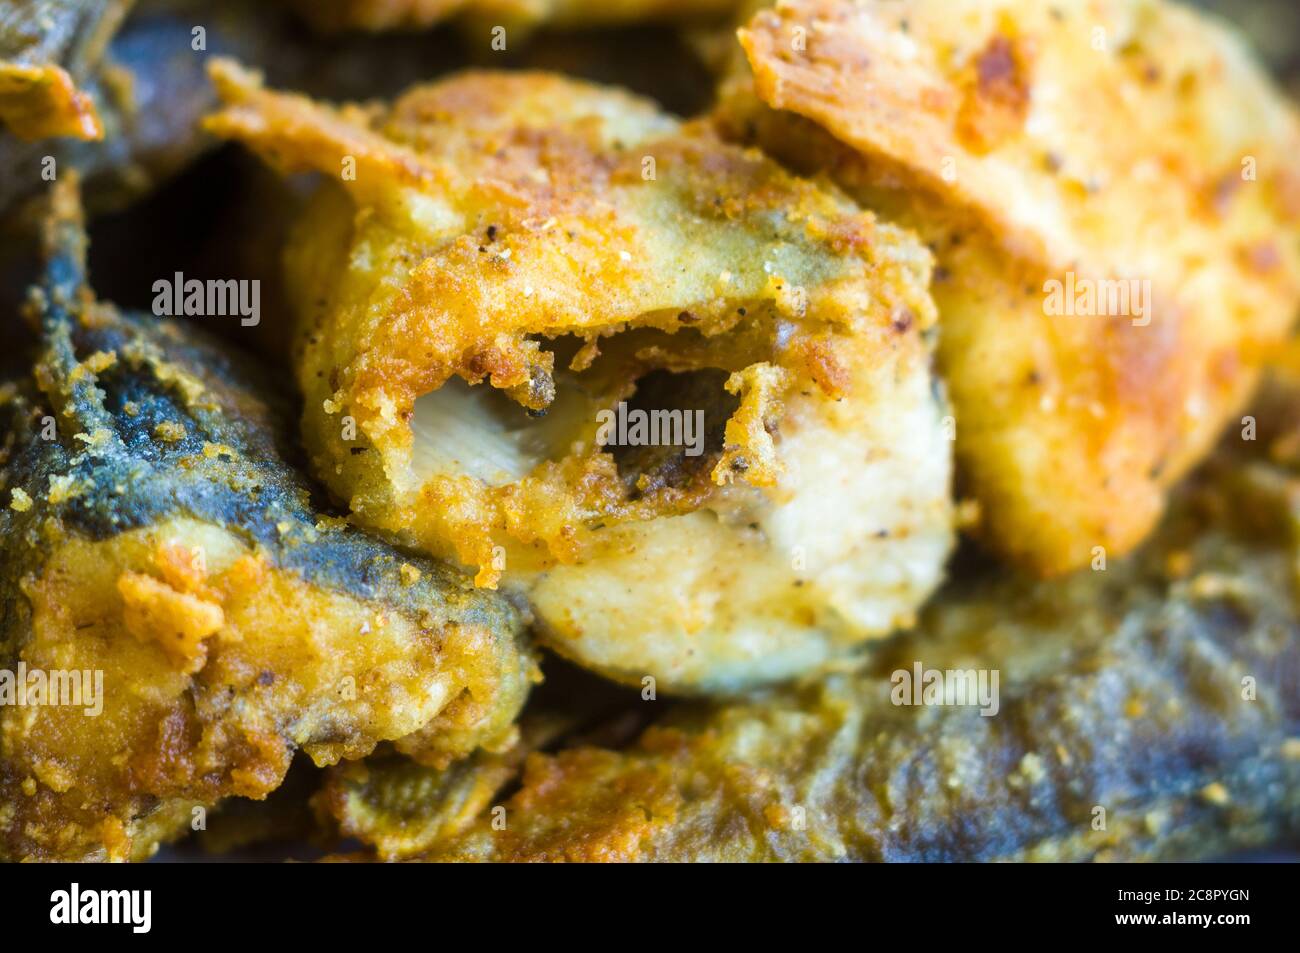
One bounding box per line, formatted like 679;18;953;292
365;428;1300;862
0;184;535;861
6;189;524;641
1190;1;1300;93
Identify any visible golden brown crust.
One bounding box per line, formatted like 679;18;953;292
1;521;514;861
735;0;1300;574
205;62;956;691
0;194;536;860
205;62;920;560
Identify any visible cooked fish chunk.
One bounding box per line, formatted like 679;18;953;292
399;412;1300;862
726;0;1300;576
205;63;955;693
0;182;535;862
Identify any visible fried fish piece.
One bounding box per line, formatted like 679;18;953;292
0;182;535;862
401;418;1300;862
205;62;955;693
288;0;741;34
721;0;1300;576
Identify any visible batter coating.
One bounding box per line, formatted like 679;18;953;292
0;183;534;861
721;0;1300;574
207;63;955;693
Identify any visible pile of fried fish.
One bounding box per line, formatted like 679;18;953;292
1;0;1298;862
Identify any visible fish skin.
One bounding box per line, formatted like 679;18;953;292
0;182;535;861
10;184;525;631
